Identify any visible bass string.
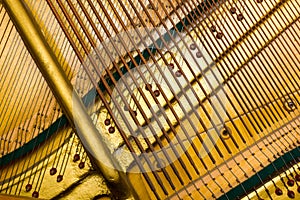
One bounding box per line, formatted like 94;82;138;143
0;1;77;196
75;0;188;192
85;0;206;195
31;0;300;198
2;0;290;199
159;0;276;197
42;0;300;198
95;2;222;196
106;0;234;174
60;0;270;198
133;0;300;197
61;0;217;194
89;0;258;197
92;0;214;180
45;2;166;199
96;0;230;181
29;0;86;190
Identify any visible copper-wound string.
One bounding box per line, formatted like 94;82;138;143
37;0;300;198
68;0;191;189
164;0;274;194
89;0;205;181
0;33;41;191
96;0;222;170
62;0;230;195
107;0;220;169
96;0;218;173
89;0;296;198
99;0;253;196
46;1;168;197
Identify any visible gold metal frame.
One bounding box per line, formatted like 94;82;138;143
1;0;137;199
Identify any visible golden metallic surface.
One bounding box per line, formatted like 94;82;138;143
1;0;137;199
245;164;300;200
119;0;300;198
0;194;41;200
0;0;299;199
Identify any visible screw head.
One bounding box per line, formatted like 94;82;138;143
295;174;300;181
175;70;182;77
190;43;197;50
287;179;295;187
145;83;152;91
168;63;175;69
196;51;203;58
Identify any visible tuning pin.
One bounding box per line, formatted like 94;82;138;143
287;190;295;198
256;0;263;3
275;188;283;196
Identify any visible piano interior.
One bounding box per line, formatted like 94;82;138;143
0;0;300;199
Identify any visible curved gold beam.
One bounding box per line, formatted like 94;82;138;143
1;0;137;199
